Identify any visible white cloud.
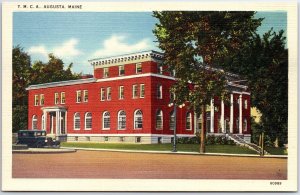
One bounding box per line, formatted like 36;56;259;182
92;34;152;58
28;45;48;58
28;38;82;60
53;38;82;59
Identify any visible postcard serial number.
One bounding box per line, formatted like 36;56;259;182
270;182;282;185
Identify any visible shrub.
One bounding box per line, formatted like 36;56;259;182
206;135;216;145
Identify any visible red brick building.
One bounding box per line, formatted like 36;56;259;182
26;50;251;144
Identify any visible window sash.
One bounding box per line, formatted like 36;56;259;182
133;85;138;98
119;86;124;99
83;90;88;102
136;63;142;73
107;87;111;100
119;66;125;76
118;116;126;129
140;84;145;98
85;117;92;129
135;117;143;129
76;91;82;103
61;92;65;104
40;94;44;105
186;113;191;130
103;117;110;129
34;95;39;106
104;68;109;78
101;88;105;101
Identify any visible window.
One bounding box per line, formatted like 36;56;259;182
196;113;202;132
132;84;138;98
34;95;39;106
186;112;192;130
55;93;59;104
170;110;175;130
85;112;92;130
107;87;111;100
170;69;176;77
140;84;145;98
104;136;109;141
103;67;109;78
83;90;88;102
170;92;175;102
156;110;163;129
157;63;163;74
32;115;38;130
118;110;126;130
136;63;142;74
76;91;82;103
243;119;247;131
100;88;105;101
119;137;124;142
136;137;141;143
119;86;124;99
103;111;110;130
244;100;248;109
40;94;44;106
119;65;125;76
157;84;162;99
61;92;65;104
74;113;80;130
134;110;143;129
41;114;45;130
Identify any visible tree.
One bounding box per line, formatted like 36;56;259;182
153;11;262;153
12;48;81;132
222;30;288;146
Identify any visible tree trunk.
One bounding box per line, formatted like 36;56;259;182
200;105;206;153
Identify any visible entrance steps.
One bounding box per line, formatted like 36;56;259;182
226;134;269;155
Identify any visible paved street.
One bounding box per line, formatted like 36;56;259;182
12;150;287;179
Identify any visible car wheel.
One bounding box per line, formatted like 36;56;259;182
36;142;42;148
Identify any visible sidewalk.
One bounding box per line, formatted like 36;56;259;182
13;148;76;154
60;146;288;158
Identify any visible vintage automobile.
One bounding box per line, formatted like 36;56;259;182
17;130;60;148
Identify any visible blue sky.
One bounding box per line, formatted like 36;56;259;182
13;12;287;74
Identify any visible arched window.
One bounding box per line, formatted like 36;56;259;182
170;110;175;130
103;111;110;130
32;115;38;130
118;110;126;130
157;84;162;99
156;109;163;129
85;112;92;130
134;110;143;129
41;114;45;130
186;112;192;130
74;113;80;130
243;119;247;131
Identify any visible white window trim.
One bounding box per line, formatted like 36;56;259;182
140;84;145;98
102;111;110;130
40;94;44;106
32;115;38;130
103;67;109;78
136;63;142;74
155;109;163;130
132;84;138;98
74;112;80;130
107;87;111;100
76;90;82;103
186;112;192;130
100;88;105;101
119;86;124;100
84;112;92;130
118;110;126;130
34;95;39;106
157;84;163;99
119;65;125;76
83;90;88;102
61;92;65;104
134;109;143;130
54;93;59;105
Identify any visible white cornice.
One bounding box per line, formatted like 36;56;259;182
26;78;96;90
88;50;163;69
96;73;175;82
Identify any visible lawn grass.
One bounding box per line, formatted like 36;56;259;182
61;142;258;154
265;146;288;155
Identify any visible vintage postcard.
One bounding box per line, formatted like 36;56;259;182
2;1;298;191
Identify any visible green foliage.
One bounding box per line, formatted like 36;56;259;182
177;136;200;144
12;46;81;133
12;105;28;133
206;135;235;145
222;30;288;146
